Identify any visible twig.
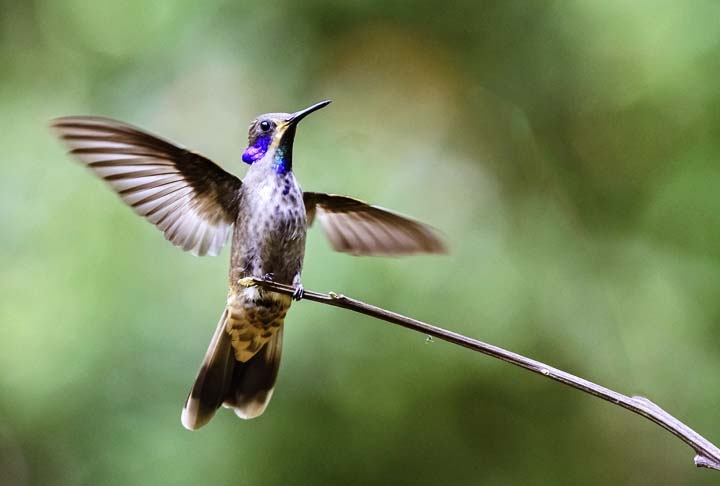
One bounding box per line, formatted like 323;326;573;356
240;276;720;471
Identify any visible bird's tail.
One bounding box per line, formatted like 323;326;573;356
181;308;283;430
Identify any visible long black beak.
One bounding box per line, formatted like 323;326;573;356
287;100;331;125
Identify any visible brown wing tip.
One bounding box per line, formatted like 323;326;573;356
424;237;449;255
48;116;72;135
50;115;98;130
421;225;450;254
49;116;113;139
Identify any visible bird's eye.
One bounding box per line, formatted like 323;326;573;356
259;120;272;132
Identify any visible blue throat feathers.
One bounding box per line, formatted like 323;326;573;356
242;135;270;164
272;127;295;175
241;132;294;175
272;147;290;175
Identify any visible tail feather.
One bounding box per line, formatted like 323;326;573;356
181;309;283;430
224;328;283;419
181;309;234;430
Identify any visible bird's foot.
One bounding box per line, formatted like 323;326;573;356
238;277;257;288
292;284;304;301
261;272;275;282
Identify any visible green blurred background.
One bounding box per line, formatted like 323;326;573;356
2;1;720;484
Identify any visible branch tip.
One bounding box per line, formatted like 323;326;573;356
695;455;720;470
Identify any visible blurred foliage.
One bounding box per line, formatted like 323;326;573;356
2;1;720;484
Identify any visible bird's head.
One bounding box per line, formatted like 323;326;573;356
242;100;331;174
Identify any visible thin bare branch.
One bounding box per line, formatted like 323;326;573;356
240;276;720;471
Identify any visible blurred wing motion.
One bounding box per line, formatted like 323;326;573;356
303;192;447;256
51;116;242;256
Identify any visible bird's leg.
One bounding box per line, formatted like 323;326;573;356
292;286;304;301
239;273;303;299
291;273;304;301
237;273;273;288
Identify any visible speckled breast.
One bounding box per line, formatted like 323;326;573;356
226;168;307;362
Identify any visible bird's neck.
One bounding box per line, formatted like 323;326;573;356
244;132;296;175
270;145;292;175
246;146;294;182
271;126;297;175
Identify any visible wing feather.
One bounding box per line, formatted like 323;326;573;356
304;192;447;256
51;116;242;256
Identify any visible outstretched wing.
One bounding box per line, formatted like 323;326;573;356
51;116;242;256
303;192;447;256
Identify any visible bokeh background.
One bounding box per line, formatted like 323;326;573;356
2;1;720;484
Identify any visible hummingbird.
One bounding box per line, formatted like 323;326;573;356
51;100;446;430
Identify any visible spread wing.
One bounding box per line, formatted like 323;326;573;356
51;116;242;256
303;192;447;256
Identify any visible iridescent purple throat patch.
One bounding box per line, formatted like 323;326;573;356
242;136;271;164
